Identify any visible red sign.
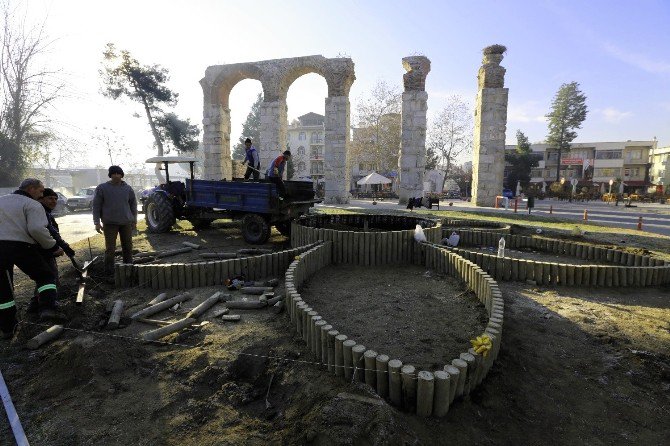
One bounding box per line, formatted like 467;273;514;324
561;158;583;165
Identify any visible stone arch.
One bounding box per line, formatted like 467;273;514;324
200;55;356;203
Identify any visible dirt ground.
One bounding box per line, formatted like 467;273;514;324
1;220;669;445
300;264;487;371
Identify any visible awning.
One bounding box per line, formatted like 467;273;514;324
357;172;392;185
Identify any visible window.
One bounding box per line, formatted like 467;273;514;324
593;168;621;177
359;163;365;171
299;132;306;141
595;150;622;159
530;169;543;177
624;167;641;177
310;132;323;144
297;146;305;156
627;149;642;160
297;161;306;172
311;161;324;175
311;146;322;158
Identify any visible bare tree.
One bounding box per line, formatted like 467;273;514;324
31;131;85;186
427;95;473;191
0;1;62;186
351;80;402;175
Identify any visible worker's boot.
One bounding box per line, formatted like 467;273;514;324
26;296;39;314
38;306;68;323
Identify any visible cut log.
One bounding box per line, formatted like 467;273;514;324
222;315;241;322
132;256;155;264
141;318;197;342
199;252;237;259
241;286;274;295
26;325;64;350
130;293;192;319
136;317;174;326
185;292;223;319
237;248;272;255
156;247;192;259
147;292;168;306
107;300;125;329
182;242;201;249
224;300;267;310
271;301;284;314
135;251;158;258
266;294;284;306
212;308;230;318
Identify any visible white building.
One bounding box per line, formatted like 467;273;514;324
286;112;324;186
649;145;670;192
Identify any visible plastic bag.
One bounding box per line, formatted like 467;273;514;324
414;224;427;243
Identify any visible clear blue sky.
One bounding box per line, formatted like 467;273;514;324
23;0;670;168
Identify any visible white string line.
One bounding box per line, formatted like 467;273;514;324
16;320;436;380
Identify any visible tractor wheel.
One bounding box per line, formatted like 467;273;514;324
274;221;291;238
189;218;212;230
145;193;176;233
241;213;271;244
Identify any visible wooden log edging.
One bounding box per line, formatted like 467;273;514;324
289;214;442;265
439;239;670;287
284;240;503;417
115;242;321;288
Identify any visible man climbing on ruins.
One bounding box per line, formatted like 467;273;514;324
267;150;292;199
26;188;76;314
242;138;261;180
0;179;64;339
93;165;138;276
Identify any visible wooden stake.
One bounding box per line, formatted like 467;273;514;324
26;324;64;350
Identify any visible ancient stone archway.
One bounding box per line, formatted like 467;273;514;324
200;55;356;204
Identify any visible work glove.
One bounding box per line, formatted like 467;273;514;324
63;245;75;258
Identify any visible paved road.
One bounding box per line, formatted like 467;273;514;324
317;198;670;237
55;210;146;245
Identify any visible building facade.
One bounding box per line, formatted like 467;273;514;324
504;140;657;193
286;112;325;186
649;146;670;192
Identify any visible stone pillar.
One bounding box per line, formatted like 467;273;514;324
324;96;351;203
259;99;287;174
472;45;509;207
398;56;431;205
202;103;232;180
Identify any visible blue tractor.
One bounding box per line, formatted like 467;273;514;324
143;156;320;244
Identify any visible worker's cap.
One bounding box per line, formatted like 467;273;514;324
245;138;252;144
283;150;292;156
41;188;58;198
108;165;124;177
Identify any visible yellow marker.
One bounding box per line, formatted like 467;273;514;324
470;334;492;358
295;255;301;260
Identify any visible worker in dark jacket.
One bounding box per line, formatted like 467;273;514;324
266;150;291;199
242;138;261;180
93;165;137;274
26;188;75;313
0;179;64;339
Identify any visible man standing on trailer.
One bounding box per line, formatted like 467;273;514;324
242;138;261;180
267;150;292;199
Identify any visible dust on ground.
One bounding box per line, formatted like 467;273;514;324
1;220;670;445
300;264;487;371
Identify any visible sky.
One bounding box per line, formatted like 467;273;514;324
15;0;670;170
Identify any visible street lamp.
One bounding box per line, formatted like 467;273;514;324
609;178;613;194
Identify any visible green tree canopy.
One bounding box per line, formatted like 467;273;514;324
505;130;539;189
546;81;588;181
232;92;263;160
100;43;198;157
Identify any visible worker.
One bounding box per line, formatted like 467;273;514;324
0;179;64;339
93;165;138;276
26;188;75;313
242;138;261;180
267;150;292;199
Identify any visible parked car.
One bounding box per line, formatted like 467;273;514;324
502;189;515;199
52;192;70;217
66;187;97;211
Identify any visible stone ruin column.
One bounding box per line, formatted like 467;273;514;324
259;98;287;175
471;45;509;207
324;61;356;204
258;78;288;175
202;102;232;180
324;96;351;203
398;56;431;205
